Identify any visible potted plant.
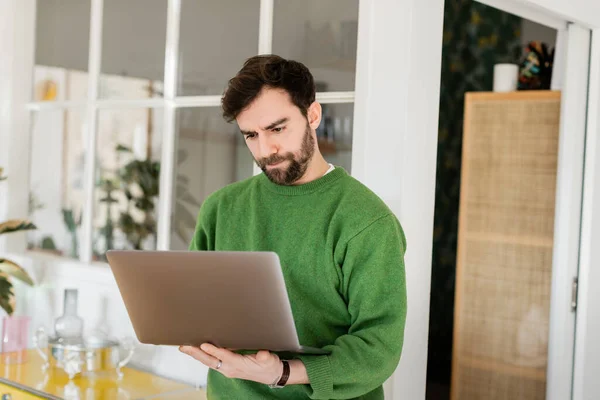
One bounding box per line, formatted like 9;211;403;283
115;145;160;250
0;167;36;362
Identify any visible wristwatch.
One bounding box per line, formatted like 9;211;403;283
269;360;290;389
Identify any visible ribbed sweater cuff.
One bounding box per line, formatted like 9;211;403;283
298;355;333;399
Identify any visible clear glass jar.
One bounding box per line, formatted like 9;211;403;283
54;289;84;340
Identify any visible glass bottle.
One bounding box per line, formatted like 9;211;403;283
54;289;84;340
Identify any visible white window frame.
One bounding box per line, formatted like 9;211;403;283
1;0;357;261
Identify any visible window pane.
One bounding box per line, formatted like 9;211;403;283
177;0;260;96
33;0;91;102
170;108;254;250
28;110;86;259
94;108;163;261
273;0;359;92
317;103;353;173
100;0;167;99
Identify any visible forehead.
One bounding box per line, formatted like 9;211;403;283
236;87;301;129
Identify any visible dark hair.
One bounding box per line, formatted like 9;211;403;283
221;55;316;122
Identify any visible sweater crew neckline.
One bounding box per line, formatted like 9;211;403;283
259;166;347;195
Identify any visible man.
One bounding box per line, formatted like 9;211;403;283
180;55;407;400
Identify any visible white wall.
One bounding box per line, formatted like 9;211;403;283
521;0;600;28
28;101;69;252
352;0;444;398
521;19;557;53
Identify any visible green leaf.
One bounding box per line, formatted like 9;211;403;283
116;144;133;153
41;236;57;250
0;219;37;235
0;259;34;286
0;277;14;316
62;209;77;231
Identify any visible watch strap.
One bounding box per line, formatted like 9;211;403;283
270;360;290;388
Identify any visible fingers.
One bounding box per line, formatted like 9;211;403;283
180;345;281;384
255;350;271;362
200;343;239;363
179;345;221;370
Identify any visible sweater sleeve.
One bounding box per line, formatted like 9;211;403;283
296;214;407;399
188;196;217;251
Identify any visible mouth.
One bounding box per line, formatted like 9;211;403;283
266;160;286;168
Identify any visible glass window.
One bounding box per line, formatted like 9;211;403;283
170;108;254;250
27;109;86;259
317;103;353;173
273;0;359;92
93;108;163;260
33;0;91;102
177;0;260;96
25;1;357;262
100;0;168;99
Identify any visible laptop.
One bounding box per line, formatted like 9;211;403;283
105;250;329;355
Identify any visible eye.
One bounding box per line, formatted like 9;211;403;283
272;127;284;133
244;133;257;140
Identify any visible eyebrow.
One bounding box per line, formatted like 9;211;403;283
240;117;289;136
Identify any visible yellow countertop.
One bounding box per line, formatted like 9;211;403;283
0;350;207;399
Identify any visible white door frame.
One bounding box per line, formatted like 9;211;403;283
352;0;445;398
572;28;600;400
545;23;590;400
353;1;600;399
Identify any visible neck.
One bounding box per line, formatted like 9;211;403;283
293;152;329;185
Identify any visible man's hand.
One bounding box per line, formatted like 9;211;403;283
179;343;283;385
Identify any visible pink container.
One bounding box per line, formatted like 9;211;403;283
1;315;31;364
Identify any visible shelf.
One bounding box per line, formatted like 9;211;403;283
464;232;553;248
459;355;546;381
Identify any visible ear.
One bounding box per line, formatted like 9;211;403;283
307;102;322;130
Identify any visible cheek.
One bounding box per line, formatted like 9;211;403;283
281;130;304;151
245;140;259;157
245;140;268;161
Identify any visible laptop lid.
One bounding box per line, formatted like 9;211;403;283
106;250;303;352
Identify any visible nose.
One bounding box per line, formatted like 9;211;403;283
257;134;278;159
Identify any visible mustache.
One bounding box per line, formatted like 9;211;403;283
259;153;293;168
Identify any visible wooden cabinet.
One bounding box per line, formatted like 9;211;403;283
451;91;561;400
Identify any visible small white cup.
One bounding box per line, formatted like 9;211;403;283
493;63;519;92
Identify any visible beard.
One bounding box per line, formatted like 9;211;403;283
256;124;315;186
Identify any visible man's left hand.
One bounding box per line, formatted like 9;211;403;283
179;343;283;385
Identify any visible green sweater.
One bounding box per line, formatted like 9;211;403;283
189;167;407;400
